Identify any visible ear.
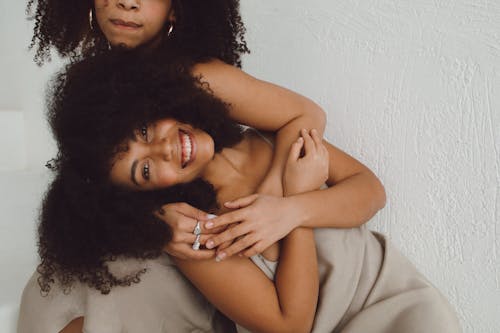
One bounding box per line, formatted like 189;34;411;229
168;7;176;23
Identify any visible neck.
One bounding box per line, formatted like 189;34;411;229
201;144;248;192
199;130;274;207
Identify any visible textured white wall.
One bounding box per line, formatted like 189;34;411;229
240;1;499;332
0;0;61;330
0;0;498;332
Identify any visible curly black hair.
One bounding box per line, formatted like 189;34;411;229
39;50;243;294
27;0;249;67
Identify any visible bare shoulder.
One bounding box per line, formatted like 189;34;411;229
243;128;275;148
191;59;323;132
191;59;256;90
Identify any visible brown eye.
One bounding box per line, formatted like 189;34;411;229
141;125;148;141
142;162;150;181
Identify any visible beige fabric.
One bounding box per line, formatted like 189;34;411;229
17;256;235;333
239;227;461;333
313;228;461;332
17;227;460;333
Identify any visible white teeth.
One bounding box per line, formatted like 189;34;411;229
182;132;192;166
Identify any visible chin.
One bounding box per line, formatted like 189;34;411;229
110;40;136;49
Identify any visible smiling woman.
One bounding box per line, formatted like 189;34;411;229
110;119;215;190
17;50;460;333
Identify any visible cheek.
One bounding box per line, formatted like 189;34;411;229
143;7;170;30
94;0;108;10
156;168;179;187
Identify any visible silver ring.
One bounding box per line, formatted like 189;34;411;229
192;234;201;251
193;221;202;235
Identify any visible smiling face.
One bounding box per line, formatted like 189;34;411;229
94;0;175;48
110;119;215;190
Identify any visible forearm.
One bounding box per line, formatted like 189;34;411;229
274;227;318;333
175;227;318;333
287;170;386;229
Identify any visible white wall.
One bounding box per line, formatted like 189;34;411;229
240;1;500;332
0;0;61;327
0;0;498;332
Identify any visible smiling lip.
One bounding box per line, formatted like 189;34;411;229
179;129;196;168
110;19;143;29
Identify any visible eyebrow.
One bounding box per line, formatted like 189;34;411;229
131;160;139;186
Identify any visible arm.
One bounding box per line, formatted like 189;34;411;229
174;225;318;333
156;60;325;261
174;140;325;332
283;130;386;229
192;59;326;196
205;129;386;257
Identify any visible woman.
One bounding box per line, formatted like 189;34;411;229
28;0;331;260
18;52;460;332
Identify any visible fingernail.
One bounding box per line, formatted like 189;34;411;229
207;214;217;219
205;222;214;229
297;137;304;142
215;252;226;262
206;240;214;249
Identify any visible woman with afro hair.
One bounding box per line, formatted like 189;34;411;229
17;51;460;333
27;0;330;263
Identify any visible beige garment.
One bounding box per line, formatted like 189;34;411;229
18;227;460;333
245;227;461;333
17;255;235;333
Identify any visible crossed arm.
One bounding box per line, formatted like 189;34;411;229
204;129;386;259
173;135;325;333
162;59;385;260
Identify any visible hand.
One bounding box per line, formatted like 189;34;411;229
157;202;224;260
204;194;298;260
283;129;329;196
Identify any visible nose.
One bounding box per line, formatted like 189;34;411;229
117;0;140;10
151;138;174;162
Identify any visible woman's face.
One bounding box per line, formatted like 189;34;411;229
94;0;175;49
110;119;214;190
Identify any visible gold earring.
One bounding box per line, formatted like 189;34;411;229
89;9;94;30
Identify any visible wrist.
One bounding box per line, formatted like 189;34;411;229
283;195;308;229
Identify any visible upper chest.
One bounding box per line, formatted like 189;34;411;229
215;130;274;210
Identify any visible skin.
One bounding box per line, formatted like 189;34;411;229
91;0;327;260
61;124;325;333
94;0;175;49
110;119;214;190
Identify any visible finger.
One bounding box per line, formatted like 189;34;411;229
205;209;246;229
217;240;233;252
176;202;211;220
181;249;217;260
301;128;316;155
310;129;323;148
205;224;250;249
242;241;266;258
216;235;257;261
164;244;216;260
287;136;304;162
224;193;259;209
183;233;216;245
